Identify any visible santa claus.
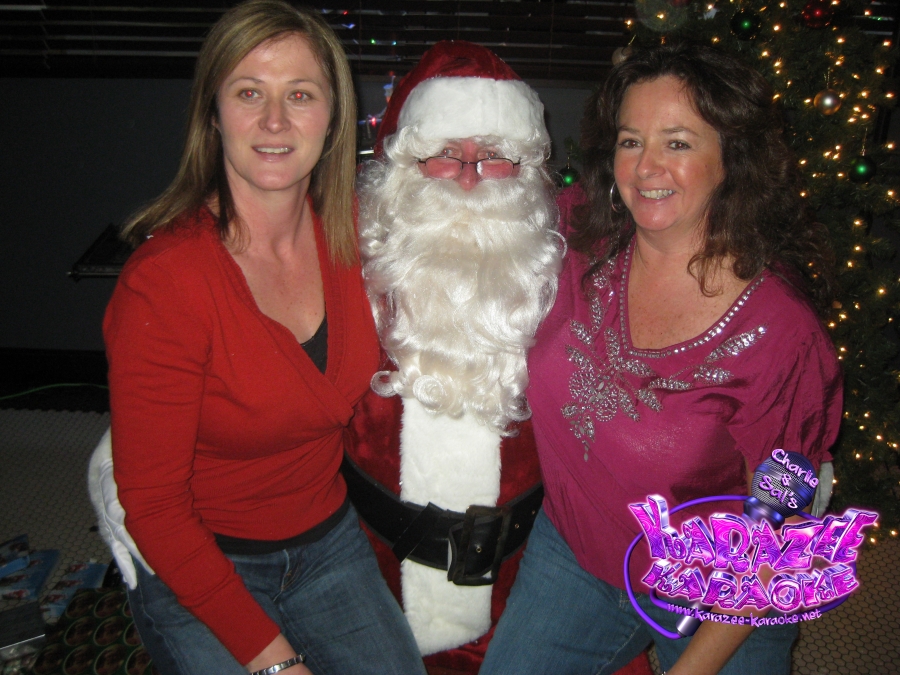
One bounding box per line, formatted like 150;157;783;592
342;40;563;672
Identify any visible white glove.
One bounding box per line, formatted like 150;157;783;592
810;461;834;518
87;428;154;589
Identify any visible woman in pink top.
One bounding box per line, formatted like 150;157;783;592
481;41;842;675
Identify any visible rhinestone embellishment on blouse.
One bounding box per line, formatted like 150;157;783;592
561;247;767;461
618;243;766;359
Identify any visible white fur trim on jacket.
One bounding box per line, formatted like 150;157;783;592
87;428;153;589
398;77;549;146
398;397;501;654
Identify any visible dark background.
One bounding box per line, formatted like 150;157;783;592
1;1;896;354
0;77;593;352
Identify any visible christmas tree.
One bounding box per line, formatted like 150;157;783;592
626;0;899;540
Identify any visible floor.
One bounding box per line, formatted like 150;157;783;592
1;407;898;674
0;409;111;617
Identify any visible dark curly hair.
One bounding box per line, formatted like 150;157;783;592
572;40;835;312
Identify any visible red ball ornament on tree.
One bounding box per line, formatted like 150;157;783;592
801;0;835;29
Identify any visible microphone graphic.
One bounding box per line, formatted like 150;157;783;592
744;449;818;527
674;449;819;637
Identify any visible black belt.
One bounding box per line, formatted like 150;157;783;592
341;453;543;586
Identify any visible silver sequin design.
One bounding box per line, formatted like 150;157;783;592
562;247;767;455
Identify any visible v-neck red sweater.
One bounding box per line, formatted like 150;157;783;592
104;207;379;663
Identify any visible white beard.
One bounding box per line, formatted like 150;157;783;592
358;139;563;434
357;135;562;654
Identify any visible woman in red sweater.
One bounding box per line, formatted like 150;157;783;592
102;2;425;674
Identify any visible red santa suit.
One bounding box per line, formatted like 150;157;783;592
345;42;555;673
346;380;542;672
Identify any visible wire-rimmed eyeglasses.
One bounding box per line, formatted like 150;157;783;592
417;156;520;180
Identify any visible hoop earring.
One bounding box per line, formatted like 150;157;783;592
609;183;626;214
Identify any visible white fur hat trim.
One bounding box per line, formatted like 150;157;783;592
397;76;549;145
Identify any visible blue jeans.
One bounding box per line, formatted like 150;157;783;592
480;510;797;675
127;505;426;675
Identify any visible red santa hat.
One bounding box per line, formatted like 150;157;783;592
375;40;548;157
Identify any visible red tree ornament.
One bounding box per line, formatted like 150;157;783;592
801;0;835;29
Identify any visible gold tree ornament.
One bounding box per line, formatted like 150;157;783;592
814;89;842;115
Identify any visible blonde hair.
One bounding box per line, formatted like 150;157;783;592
122;0;358;265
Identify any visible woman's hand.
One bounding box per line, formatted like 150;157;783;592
665;620;755;675
246;634;312;675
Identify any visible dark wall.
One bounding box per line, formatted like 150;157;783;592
0;78;191;351
0;77;591;352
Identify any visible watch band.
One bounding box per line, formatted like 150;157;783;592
249;654;306;675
